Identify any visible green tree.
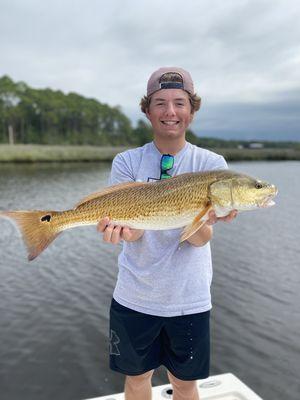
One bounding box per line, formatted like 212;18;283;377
0;75;135;145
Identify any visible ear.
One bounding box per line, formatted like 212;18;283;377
189;111;195;124
145;109;151;120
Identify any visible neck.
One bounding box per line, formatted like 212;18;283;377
153;137;186;155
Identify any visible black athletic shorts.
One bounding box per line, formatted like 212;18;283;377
109;298;210;381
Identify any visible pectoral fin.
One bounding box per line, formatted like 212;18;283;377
180;205;212;242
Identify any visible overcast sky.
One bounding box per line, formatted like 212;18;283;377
1;0;299;141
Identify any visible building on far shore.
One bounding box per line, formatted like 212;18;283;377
237;143;264;149
249;143;264;149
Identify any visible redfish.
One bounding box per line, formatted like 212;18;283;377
0;170;278;260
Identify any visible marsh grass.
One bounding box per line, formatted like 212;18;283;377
216;147;300;161
0;145;129;162
0;144;299;162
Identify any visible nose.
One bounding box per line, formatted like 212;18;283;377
165;102;176;116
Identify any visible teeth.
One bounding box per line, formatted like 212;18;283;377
261;197;276;208
162;121;179;125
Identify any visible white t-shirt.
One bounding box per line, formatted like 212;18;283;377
109;141;227;317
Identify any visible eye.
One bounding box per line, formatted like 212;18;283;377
255;182;263;189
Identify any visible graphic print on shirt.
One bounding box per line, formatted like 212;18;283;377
109;329;121;356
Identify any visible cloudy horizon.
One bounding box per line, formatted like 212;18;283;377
1;0;299;141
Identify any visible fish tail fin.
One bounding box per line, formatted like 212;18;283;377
0;210;62;261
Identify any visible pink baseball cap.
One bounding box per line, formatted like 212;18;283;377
147;67;195;96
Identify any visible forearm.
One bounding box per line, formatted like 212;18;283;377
186;224;213;247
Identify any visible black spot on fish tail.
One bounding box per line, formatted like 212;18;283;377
41;214;51;222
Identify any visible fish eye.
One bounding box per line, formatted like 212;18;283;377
255;182;263;189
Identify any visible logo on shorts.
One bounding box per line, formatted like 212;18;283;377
109;329;121;356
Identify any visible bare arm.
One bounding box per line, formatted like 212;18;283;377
186;223;213;247
186;210;238;247
97;217;144;245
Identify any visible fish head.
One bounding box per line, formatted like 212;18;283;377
231;175;278;210
210;173;278;212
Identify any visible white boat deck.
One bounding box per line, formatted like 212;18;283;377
86;373;263;400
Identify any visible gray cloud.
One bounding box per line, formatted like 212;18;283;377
0;0;299;140
191;87;300;141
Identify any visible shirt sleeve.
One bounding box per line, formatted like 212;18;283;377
204;153;228;171
108;153;135;185
212;154;228;170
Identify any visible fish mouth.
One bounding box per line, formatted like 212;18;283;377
258;185;278;208
260;198;276;208
259;188;278;208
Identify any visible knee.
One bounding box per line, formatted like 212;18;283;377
125;370;154;390
167;371;198;396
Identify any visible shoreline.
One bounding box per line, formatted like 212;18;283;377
0;144;299;162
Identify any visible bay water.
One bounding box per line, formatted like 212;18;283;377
0;161;299;400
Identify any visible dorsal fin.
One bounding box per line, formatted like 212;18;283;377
74;181;147;209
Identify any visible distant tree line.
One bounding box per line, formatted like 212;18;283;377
0;75;298;149
0;75;150;146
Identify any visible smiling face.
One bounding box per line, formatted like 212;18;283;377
145;89;194;142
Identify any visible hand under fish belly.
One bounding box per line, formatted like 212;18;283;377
0;170;278;261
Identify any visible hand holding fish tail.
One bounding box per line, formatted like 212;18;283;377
97;217;144;244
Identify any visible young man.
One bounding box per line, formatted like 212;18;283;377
97;67;237;400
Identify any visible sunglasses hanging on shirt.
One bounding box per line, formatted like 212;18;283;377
147;154;174;182
160;154;174;179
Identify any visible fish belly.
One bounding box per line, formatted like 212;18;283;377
110;209;199;230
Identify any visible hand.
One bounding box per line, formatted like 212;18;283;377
206;209;238;226
97;217;144;244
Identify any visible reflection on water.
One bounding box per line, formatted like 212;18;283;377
0;161;299;400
